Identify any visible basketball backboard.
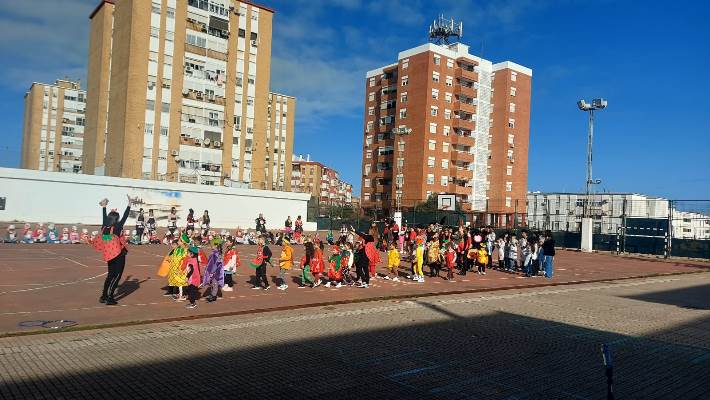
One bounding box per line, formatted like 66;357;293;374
437;194;456;211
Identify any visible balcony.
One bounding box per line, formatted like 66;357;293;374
456;100;476;114
451;166;474;180
453;185;472;196
451;132;475;146
452;118;476;131
454;83;477;98
455;67;478;83
451;150;474;163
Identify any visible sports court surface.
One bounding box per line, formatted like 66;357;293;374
1;243;708;336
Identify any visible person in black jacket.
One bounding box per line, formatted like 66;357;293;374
542;230;556;279
251;236;272;290
99;196;131;305
354;239;370;288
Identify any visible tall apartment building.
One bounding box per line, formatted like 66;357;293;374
21;80;86;174
361;42;531;224
291;155;354;206
82;0;294;189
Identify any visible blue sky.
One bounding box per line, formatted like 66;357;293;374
1;0;709;199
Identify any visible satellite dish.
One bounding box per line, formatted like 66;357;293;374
182;88;189;95
204;138;211;146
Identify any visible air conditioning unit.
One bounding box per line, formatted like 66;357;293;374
251;40;258;47
171;150;179;157
194;138;201;145
204;138;211;146
214;141;222;148
188;118;196;123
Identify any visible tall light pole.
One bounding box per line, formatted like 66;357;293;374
577;98;607;251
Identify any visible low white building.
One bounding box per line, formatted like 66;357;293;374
526;192;710;240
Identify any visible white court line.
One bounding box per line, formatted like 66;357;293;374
63;257;90;268
0;272;108;296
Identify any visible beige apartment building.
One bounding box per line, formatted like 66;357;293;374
21;80;86;174
361;41;532;225
82;0;294;189
291;155;354;206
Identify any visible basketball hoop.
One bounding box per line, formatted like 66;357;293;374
441;205;450;211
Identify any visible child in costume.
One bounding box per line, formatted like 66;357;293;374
60;227;71;244
222;237;240;291
90;197;131;306
46;224;60;244
299;241;316;288
445;242;457;281
277;238;293;290
427;236;441;278
147;209;157;238
310;243;325;287
5;225;17;243
477;243;489;275
386;242;401;282
22;223;34;243
413;238;425;283
325;244;347;288
184;246;202;309
34;224;46;243
294;215;303;244
80;228;89;243
464;244;478;276
70;226;80;244
167;233;190;300
250;236;272;290
201;238;224;303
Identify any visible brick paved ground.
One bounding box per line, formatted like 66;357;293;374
0;273;708;399
1;243;709;336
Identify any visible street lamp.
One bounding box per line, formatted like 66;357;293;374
577;98;607;252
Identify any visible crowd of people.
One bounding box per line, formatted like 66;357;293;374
5;197;557;309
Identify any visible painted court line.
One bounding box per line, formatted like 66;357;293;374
0;272;108;296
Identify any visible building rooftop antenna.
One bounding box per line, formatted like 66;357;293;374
429;15;463;45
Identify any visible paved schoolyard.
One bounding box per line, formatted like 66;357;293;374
1;273;709;399
0;243;708;336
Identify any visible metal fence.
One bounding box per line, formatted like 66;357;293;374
308;196;710;259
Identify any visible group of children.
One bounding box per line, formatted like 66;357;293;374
4;223;89;244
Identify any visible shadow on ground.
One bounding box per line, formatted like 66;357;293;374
622;283;710;310
2;306;709;399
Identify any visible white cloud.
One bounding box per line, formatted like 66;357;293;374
0;0;93;90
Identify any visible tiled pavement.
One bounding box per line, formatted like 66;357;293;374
1;273;709;399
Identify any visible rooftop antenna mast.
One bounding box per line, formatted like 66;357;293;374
429;15;463;45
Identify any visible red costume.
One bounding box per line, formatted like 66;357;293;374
365;242;381;276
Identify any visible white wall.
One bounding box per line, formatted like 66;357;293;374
0;168;316;231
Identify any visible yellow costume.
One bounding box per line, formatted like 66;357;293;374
387;248;400;271
279;244;293;270
167;246;188;287
414;245;424;276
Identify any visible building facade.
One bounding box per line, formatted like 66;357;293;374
291;155;353;206
361;42;531;223
82;0;294;189
21;80;86;174
527;192;710;240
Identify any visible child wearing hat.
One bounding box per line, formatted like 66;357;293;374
184;245;202;309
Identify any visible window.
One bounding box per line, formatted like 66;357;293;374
508;119;515;129
364;179;371;188
146;100;155;111
364;164;371;175
430;106;438;116
366;150;372;159
428;139;436;150
368;92;374;102
509;103;516;113
427;157;435;167
507;165;513;176
143;147;153;158
508;133;515;144
366;121;373;132
151;2;161;14
250;32;258;41
446;58;454;68
511;71;517;81
160;126;168;136
443;126;450;136
398;141;405;151
441;176;448;186
208;111;219;126
442;142;449;153
368;106;374;116
433;55;441;65
161;102;170;113
429;123;437;134
397;158;404;168
144;123;154;135
364;193;371;201
150;27;160;38
399;109;407;119
166;7;175;18
432;72;440;83
444;109;451;120
149;51;158;62
400;92;408;103
445;76;453;87
506;197;512;207
401;76;409;86
426;174;435;185
507;149;514;161
442;159;449;169
366;135;373;146
510;87;517;96
506;182;512;192
432;89;439;100
445;92;452;103
402;59;409;69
